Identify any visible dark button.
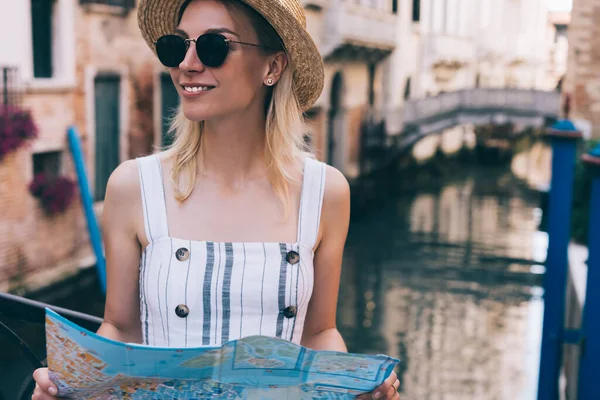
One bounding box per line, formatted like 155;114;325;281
286;251;300;265
283;305;297;319
175;304;189;318
175;247;189;261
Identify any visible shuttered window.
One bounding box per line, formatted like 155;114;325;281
94;75;121;201
31;0;54;78
412;0;420;22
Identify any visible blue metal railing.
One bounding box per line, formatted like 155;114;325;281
537;120;600;400
577;152;600;397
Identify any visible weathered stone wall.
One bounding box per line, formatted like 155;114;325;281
0;5;156;292
564;0;600;138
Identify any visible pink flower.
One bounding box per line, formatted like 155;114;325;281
0;105;38;159
29;172;76;216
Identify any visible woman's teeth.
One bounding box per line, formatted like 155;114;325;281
183;86;213;93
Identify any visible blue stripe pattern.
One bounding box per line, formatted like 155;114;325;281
202;242;215;345
276;243;289;338
221;243;234;343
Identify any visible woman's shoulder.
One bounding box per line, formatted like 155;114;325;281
321;163;350;208
108;151;169;187
300;156;349;202
105;158;142;204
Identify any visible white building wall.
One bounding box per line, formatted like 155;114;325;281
0;0;76;88
306;0;558;136
0;0;31;73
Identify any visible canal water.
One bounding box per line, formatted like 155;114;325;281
1;152;548;399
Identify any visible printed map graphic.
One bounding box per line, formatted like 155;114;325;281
45;309;400;399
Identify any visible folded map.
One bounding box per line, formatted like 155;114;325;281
45;308;400;399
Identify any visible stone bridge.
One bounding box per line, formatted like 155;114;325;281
362;88;562;155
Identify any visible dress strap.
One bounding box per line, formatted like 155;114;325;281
297;157;327;249
136;154;169;243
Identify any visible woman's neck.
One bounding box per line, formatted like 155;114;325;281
200;109;268;186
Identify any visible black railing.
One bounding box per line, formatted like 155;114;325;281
79;0;136;9
0;66;23;108
0;292;102;400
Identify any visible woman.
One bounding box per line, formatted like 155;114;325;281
32;0;400;398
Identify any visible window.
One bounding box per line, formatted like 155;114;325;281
404;77;412;100
33;151;62;176
94;74;121;201
368;64;376;106
31;0;55;78
554;24;567;43
392;0;398;14
412;0;420;22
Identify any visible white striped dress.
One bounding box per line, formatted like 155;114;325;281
136;154;326;348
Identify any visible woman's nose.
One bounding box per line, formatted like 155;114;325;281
179;40;206;72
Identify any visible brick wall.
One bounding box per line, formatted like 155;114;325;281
0;4;157;292
564;0;600;138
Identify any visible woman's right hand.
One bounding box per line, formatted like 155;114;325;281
32;368;58;399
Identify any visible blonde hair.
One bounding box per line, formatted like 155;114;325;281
164;0;312;214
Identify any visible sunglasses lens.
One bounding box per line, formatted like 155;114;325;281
156;35;187;68
196;34;229;68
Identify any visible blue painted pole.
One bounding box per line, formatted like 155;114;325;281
537;122;582;400
67;126;106;294
577;153;600;399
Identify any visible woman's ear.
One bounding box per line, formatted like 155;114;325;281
264;52;288;86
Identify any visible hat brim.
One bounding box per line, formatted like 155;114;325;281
138;0;324;111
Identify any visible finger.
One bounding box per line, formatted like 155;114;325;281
32;368;58;397
386;385;398;399
33;386;57;400
376;371;396;397
392;379;400;391
384;371;397;385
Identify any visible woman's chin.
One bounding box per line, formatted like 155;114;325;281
182;107;215;122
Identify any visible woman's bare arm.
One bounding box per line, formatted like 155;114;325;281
300;165;350;352
96;160;144;343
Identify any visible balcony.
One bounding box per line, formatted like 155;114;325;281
424;35;476;68
321;0;397;63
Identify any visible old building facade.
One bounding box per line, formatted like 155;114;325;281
0;0;159;291
0;0;564;291
304;0;560;172
563;0;600;138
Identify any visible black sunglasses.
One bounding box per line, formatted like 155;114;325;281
155;33;268;68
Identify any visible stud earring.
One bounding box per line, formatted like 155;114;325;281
266;78;273;86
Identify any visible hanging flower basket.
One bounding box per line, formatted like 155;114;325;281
0;105;38;160
29;172;76;216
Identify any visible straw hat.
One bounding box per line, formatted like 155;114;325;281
137;0;324;111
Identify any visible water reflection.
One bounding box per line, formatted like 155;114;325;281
338;165;545;400
0;160;547;400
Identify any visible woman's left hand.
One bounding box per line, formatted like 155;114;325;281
356;370;400;399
